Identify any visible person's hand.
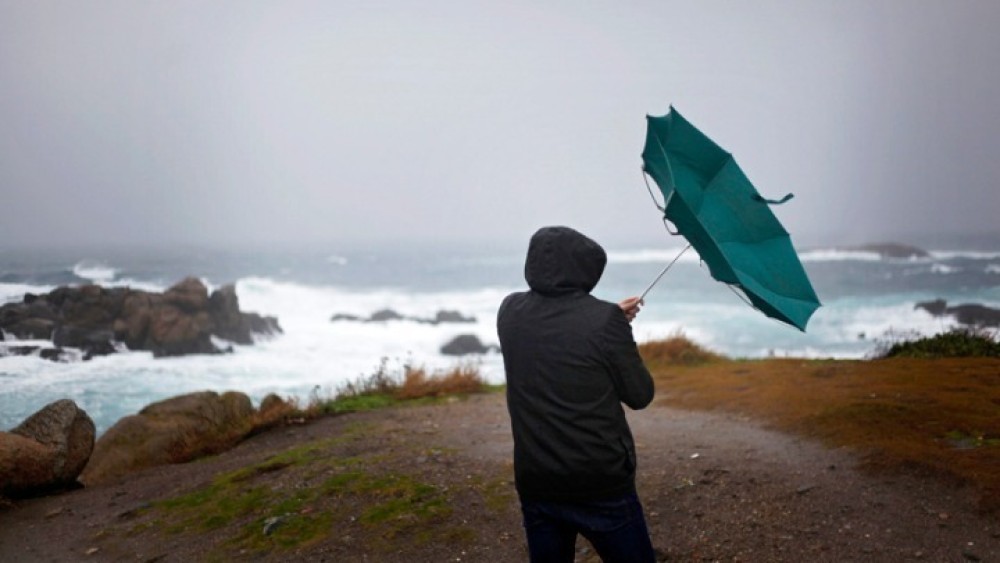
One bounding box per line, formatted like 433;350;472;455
618;296;643;322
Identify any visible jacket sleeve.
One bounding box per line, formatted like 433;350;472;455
600;307;655;410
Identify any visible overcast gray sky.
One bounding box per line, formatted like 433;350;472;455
1;1;998;250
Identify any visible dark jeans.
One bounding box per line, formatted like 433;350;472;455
520;491;655;563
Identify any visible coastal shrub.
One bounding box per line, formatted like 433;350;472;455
327;358;489;413
875;328;1000;359
638;333;724;365
395;363;485;400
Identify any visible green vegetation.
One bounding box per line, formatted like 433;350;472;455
142;432;463;558
876;327;1000;358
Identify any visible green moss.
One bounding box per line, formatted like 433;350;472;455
482;477;515;513
325;394;397;413
358;478;448;524
151;436;457;556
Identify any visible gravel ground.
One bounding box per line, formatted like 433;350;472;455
1;392;997;562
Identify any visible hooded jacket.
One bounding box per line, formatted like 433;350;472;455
497;226;654;502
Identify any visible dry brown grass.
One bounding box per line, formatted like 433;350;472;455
649;355;1000;513
395;363;487;400
327;359;491;413
638;333;724;365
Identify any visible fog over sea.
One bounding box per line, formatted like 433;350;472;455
2;238;999;435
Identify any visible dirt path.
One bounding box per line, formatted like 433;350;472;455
1;393;998;562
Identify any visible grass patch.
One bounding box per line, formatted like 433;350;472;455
147;431;462;558
649;356;1000;513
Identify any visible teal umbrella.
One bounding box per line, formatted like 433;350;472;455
640;106;820;331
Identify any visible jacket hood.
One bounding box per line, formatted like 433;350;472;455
524;226;606;296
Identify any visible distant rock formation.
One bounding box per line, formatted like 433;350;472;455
0;278;282;360
80;391;258;486
844;243;930;259
440;334;500;356
331;308;476;325
0;399;95;497
915;299;1000;328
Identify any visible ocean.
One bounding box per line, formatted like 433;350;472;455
2;239;999;435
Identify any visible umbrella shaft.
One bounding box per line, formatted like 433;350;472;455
639;244;692;301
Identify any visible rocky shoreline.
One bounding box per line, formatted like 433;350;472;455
0;278;281;361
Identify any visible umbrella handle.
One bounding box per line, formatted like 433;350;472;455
639;244;692;301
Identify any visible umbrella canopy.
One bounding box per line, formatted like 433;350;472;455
641;106;820;331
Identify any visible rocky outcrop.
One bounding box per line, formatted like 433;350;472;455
845;243;930;259
0;345;75;362
208;284;281;344
440;334;499;356
0;278;282;360
0;400;95;497
80;391;257;486
916;299;1000;328
332;308;476;325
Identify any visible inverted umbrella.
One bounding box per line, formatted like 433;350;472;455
640;106;820;331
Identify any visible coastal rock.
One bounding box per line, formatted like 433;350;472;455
244;312;281;336
915;298;948;316
208;284;281;344
0;399;95;497
163;277;209;313
440;334;499;356
0;345;74;362
369;308;405;322
432;310;476;324
0;432;56;496
80;391;256;486
207;284;253;344
330;313;362;322
12;399;96;483
146;302;216;358
2;316;57;340
915;299;1000;328
330;309;477;325
846;243;929;259
0;278;281;360
53;325;116;359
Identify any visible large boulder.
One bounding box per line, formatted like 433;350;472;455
0;399;95;497
0;433;56;496
80;391;255;486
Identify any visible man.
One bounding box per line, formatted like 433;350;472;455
497;226;656;562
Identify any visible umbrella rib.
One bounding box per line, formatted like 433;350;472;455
641;169;665;212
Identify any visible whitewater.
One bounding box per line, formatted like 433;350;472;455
1;242;998;434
